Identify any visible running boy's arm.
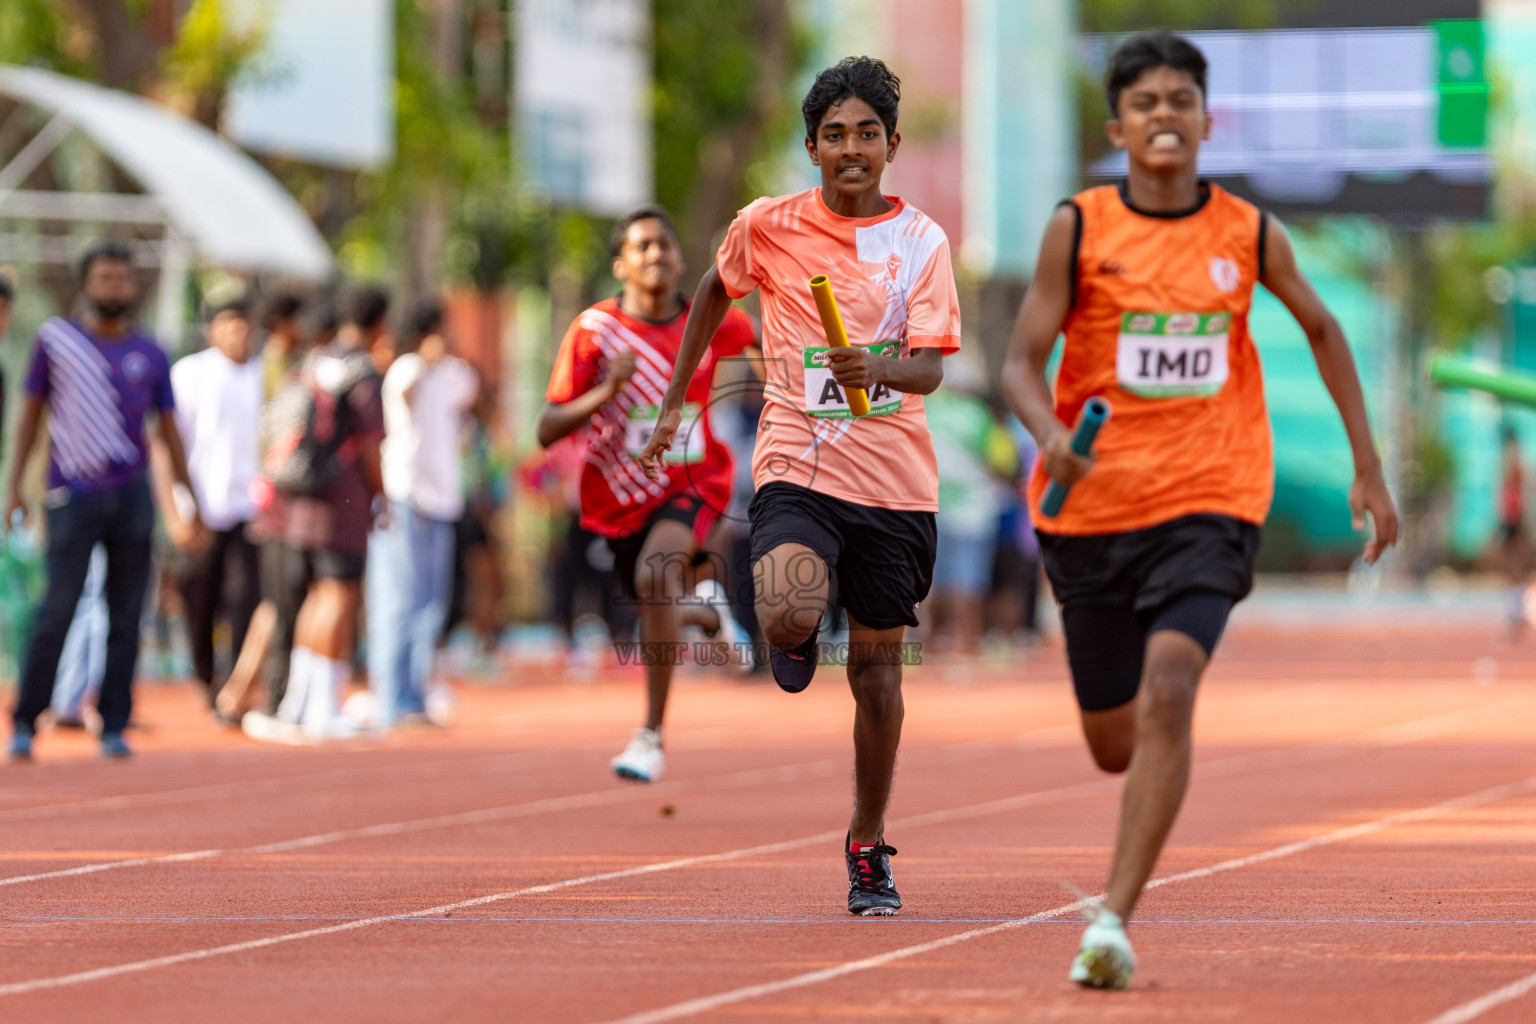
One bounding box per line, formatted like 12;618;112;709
636;265;734;479
535;350;637;448
1260;215;1399;563
1000;204;1093;488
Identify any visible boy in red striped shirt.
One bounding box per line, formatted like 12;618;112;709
539;205;758;782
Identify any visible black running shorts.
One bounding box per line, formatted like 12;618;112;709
749;482;937;631
1038;514;1261;712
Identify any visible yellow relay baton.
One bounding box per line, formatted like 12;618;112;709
808;275;871;417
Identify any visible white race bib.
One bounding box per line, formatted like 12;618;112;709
802;341;904;419
626;402;703;464
1115;312;1230;398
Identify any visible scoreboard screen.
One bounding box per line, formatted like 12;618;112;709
1082;16;1490;220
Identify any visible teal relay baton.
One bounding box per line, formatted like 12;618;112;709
1039;397;1112;518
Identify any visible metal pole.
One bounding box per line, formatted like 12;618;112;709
155;226;190;349
0;114;71;196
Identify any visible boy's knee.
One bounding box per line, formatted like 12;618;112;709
848;661;902;714
1138;662;1200;736
760;612;813;650
1088;737;1133;774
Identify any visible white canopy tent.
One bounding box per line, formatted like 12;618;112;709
0;64;334;342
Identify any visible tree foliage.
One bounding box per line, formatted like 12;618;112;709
652;0;805;285
1080;0;1281;33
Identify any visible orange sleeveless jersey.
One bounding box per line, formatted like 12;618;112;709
1028;183;1273;535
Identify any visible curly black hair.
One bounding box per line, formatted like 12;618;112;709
801;56;901;140
1105;31;1207;116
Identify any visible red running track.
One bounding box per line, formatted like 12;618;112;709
0;624;1533;1023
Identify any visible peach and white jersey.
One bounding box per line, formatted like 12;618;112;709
716;188;961;511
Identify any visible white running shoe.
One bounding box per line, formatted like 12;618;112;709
610;726;664;783
424;682;457;726
1069;907;1136;990
342;690;379;730
240;710;309;746
693;579;754;676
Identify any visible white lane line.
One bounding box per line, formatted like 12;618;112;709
884;699;1531;834
0;703;1527;996
599;774;1536;1024
0;759;839;889
0;827;851;998
0;712;1102;889
0;745;608;824
0;672;1333;823
1423;971;1536;1024
0;697;1518;891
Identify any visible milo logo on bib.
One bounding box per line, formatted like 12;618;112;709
626;402;703;464
803;341;903;419
1116;311;1231;398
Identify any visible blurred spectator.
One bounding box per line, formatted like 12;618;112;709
257;291;306;397
48;545;106;730
924;361;1007;657
444;412;507;664
221;296;345;722
712;378;767;650
363;298;478;728
6;241;204;761
987;411;1042;647
0;274;11;444
163;298;264;712
1496;426;1533;636
533;435;634;659
242;286;387;743
300;298;339;353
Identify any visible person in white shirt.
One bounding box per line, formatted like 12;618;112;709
364;298;480;728
165;298;264;709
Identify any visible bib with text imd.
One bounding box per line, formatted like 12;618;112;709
1115;311;1230;398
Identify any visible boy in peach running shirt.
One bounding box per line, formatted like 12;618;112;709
639;57;961;917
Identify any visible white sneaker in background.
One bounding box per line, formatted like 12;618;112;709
274;648;312;725
609;726;664;783
693;579;754;676
342;690;379;730
301;656;360;741
240;710;308;746
424;682;457;727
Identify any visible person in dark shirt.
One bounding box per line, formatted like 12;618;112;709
6;242;204;761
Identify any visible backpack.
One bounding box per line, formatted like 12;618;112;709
260;347;378;497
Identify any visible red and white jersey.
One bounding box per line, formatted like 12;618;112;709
545;297;756;538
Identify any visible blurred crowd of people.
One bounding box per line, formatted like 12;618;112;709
3;243;500;759
0;233;1051;762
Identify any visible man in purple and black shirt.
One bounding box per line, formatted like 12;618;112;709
5;242;204;762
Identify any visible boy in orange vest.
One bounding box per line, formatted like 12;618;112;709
1002;31;1399;988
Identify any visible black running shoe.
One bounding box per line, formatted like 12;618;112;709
769;627;819;693
845;832;901;916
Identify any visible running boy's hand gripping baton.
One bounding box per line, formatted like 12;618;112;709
1039;397;1112;518
808;275;871;417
